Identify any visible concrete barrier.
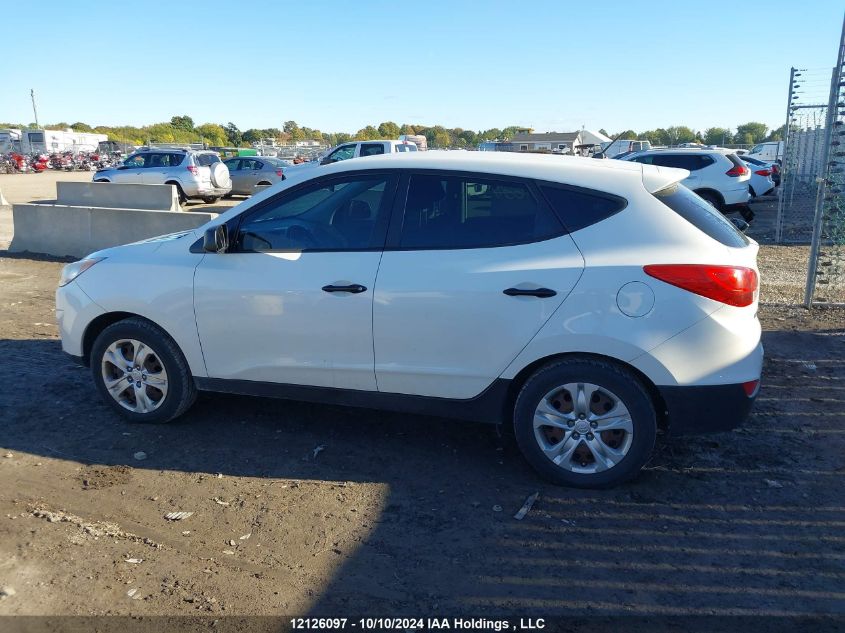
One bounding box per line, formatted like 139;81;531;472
57;181;181;212
9;204;214;258
0;187;8;206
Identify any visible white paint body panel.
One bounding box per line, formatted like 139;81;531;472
373;235;584;398
193;251;382;390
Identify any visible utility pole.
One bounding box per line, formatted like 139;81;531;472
30;89;40;129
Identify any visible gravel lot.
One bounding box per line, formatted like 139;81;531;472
0;178;844;622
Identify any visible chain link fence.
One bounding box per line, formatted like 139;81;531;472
775;69;832;244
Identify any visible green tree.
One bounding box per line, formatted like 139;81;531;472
766;124;786;141
735;122;768;144
283;121;302;142
614;129;637;139
224;122;242;147
70;122;93;132
400;124;417;136
170;115;194;131
195;123;227;147
354;125;380;140
703;127;733;146
378;121;401;138
665;126;697;145
598;128;609;137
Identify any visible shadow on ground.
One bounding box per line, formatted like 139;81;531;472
1;330;844;618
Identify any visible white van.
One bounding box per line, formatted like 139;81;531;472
746;141;783;164
601;139;652;158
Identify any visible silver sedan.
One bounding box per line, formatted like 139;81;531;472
222;157;287;196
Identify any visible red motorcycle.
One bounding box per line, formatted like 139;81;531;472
31;153;49;173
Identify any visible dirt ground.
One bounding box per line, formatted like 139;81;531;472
0;189;844;624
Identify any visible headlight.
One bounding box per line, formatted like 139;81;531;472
59;257;106;287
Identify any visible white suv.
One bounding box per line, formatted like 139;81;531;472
621;149;753;221
57;152;762;488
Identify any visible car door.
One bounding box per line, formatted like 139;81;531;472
372;171;585;399
321;144;356;165
224;159;242;193
142;152;177;185
115;152;149;183
193;171;398;390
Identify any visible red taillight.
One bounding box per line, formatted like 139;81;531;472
742;379;760;397
643;264;758;307
276;170;283;177
726;164;749;177
187;165;198;175
754;169;771;176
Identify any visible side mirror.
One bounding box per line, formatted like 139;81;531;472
203;225;229;253
730;217;749;233
320;157;335;165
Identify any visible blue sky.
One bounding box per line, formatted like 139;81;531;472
2;0;842;134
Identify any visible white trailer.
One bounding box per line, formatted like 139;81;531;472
19;128;108;154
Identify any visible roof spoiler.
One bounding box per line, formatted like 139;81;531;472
641;164;690;193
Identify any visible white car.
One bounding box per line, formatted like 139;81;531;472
742;158;776;197
56;152;762;488
621;149;753;221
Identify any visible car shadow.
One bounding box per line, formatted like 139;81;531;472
1;336;843;619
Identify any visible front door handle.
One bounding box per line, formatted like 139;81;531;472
503;287;557;298
322;283;367;294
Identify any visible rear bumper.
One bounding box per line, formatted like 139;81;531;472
659;382;758;435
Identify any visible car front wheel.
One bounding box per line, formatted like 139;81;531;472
513;358;656;488
91;317;197;424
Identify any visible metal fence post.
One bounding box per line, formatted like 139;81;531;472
805;13;845;306
776;67;796;244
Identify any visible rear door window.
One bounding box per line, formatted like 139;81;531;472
360;143;386;157
399;174;564;249
653;183;749;247
649;154;712;171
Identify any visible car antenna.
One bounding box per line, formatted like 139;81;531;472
594;131;628;159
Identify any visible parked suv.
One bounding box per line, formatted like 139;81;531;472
621;149;753;221
93;148;232;204
57;152;762;488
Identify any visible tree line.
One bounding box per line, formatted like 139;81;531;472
602;122;784;147
0;116;784;149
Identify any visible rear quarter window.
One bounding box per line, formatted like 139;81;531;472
653;183;749;247
539;184;627;233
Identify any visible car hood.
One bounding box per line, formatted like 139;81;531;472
86;229;198;259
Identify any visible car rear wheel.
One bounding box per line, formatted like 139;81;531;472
166;182;187;205
91;317;197;424
513;358;657;488
201;197;219;204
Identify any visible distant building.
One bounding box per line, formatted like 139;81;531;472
509;131;582;154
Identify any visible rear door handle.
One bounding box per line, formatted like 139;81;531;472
503;287;557;298
322;283;367;294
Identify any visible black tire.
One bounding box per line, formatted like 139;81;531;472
94;179;110;183
513;358;657;489
695;190;722;210
201;196;219;204
90;317;197;424
167;182;187;205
